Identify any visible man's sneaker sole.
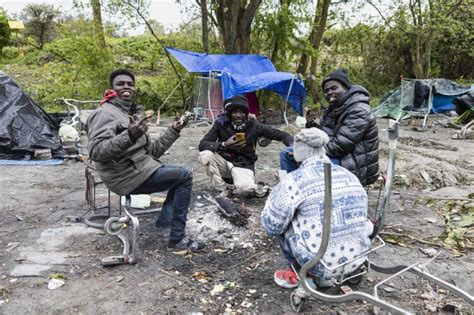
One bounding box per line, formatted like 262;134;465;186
274;273;298;289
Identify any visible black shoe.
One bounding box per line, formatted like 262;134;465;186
168;236;205;252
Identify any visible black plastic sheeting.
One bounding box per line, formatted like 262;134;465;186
0;71;62;160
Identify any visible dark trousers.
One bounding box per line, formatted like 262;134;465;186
130;165;192;243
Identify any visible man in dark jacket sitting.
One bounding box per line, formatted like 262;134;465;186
280;69;379;186
198;95;293;197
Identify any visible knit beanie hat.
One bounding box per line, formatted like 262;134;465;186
224;95;249;114
321;68;351;90
293;128;330;162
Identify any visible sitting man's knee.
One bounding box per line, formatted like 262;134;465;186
183;167;193;181
235;180;256;192
199;150;215;165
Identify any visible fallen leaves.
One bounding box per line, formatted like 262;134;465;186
192;271;211;283
437;198;474;252
209;281;235;296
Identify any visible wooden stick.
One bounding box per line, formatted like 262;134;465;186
157;268;189;283
380;231;442;246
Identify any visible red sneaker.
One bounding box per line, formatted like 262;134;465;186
274;267;300;289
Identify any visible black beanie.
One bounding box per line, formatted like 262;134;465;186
321;68;351;90
224;95;249;114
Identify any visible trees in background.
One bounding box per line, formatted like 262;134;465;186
0;8;10;55
90;0;106;49
21;4;59;50
1;0;472;111
297;0;331;102
211;0;263;54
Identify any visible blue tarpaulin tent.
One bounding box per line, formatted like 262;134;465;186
166;47;306;115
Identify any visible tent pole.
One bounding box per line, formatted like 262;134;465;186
423;79;434;129
208;71;215;122
207;71;221;122
283;75;296;126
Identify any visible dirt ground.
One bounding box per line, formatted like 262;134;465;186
0;114;473;314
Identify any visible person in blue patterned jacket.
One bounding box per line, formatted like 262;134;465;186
261;127;373;288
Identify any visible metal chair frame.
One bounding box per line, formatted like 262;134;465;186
290;120;474;313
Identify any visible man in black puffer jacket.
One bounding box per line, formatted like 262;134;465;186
320;68;379;186
199;95;293;197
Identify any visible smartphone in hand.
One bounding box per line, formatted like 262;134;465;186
235;132;245;141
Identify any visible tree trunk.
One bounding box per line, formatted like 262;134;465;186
408;0;432;78
212;0;262;54
410;31;431;78
297;0;331;102
270;0;290;66
200;0;209;52
296;0;331;76
91;0;106;49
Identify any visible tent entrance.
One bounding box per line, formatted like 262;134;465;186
396;79;435;129
190;75;223;122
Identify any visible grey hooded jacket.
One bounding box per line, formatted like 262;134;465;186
86;102;180;195
319;85;379;186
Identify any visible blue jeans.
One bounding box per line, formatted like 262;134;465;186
279;147;299;172
130;164;192;243
279;146;341;172
276;234;298;267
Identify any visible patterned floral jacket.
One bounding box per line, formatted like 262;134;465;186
261;155;373;287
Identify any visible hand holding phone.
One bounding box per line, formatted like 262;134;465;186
224;134;246;149
235;132;245;141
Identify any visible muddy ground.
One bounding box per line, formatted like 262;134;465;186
0;115;473;314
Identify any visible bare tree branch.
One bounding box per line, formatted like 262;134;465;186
366;0;390;26
122;0;186;110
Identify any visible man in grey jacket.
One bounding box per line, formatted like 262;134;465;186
87;69;204;252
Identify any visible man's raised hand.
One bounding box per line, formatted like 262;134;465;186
172;114;189;132
128;115;149;142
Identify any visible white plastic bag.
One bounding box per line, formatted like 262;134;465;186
121;194;151;209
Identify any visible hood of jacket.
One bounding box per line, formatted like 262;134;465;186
215;112;253;130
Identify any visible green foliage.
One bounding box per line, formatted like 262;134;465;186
0;8;10;54
41;35;114;105
430;0;474;79
110;35;164;71
252;0;311;70
3;0;472;114
21;3;60;50
135;66;193;115
319;0;473;103
1;46;18;59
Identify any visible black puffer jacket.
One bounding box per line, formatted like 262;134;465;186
199;113;293;171
320;85;379;186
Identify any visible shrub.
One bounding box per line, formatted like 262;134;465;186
1;46;18;59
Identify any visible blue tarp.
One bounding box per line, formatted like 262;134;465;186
167;47;306;115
